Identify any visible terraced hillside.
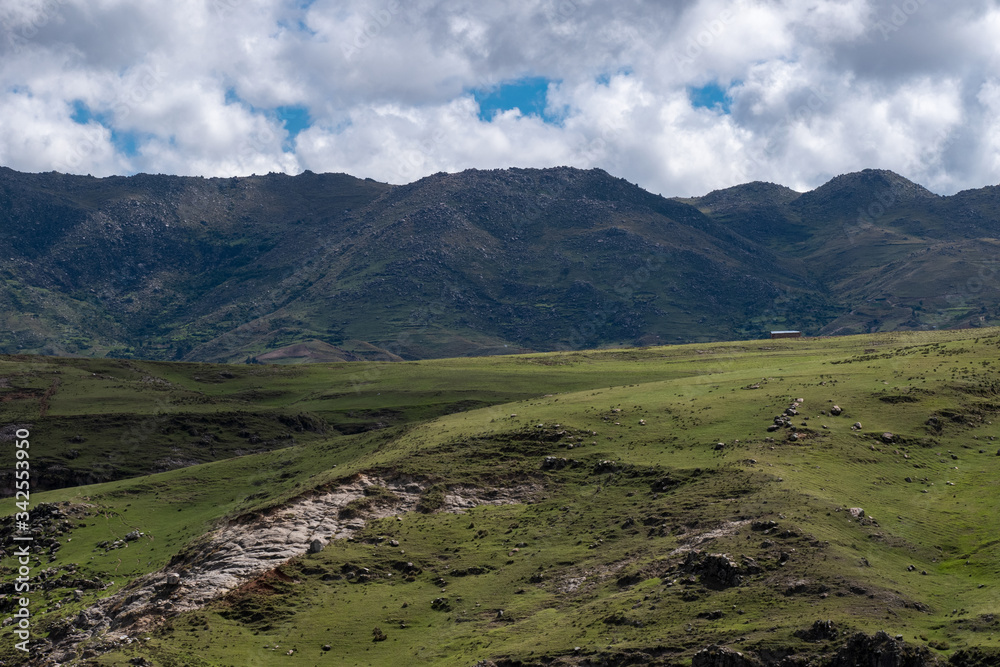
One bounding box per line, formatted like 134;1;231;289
2;328;1000;665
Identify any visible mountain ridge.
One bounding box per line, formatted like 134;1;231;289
1;164;998;362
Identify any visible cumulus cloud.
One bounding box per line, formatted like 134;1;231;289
0;0;997;195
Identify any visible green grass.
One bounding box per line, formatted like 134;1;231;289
2;328;1000;665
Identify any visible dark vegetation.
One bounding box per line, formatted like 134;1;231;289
2;166;998;363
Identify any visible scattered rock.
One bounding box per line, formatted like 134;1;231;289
852;422;862;430
881;432;894;442
830;405;843;416
848;508;865;519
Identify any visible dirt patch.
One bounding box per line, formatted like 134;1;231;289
669;520;751;555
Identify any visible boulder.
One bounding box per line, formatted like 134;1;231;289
831;405;843;415
683;551;747;588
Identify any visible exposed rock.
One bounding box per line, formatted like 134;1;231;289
827;631;941;666
882;432;895;442
949;647;1000;667
795;619;839;641
593;460;620;473
750;520;778;532
692;645;763;667
681;551;748;588
853;422;863;430
848;508;865;519
35;474;537;665
541;456;568;470
831;405;843;415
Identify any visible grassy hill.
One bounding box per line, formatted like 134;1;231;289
2;328;999;665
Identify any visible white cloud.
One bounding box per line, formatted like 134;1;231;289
0;0;998;194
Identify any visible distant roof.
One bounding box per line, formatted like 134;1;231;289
770;330;801;334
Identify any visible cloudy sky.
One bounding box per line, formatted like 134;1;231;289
1;0;998;196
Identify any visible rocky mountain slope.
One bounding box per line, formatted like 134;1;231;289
1;166;998;362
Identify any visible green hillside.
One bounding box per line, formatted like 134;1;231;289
2;328;999;665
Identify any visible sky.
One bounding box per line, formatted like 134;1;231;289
1;0;998;197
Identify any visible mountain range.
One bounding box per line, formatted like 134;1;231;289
2;165;998;362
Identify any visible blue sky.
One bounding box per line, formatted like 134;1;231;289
472;77;561;123
688;82;733;114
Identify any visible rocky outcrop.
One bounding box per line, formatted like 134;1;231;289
36;474;538;665
680;550;760;588
827;631;942;667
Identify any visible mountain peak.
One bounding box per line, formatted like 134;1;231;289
689;181;802;213
794;169;938;215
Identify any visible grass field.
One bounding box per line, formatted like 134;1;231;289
2;328;999;665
